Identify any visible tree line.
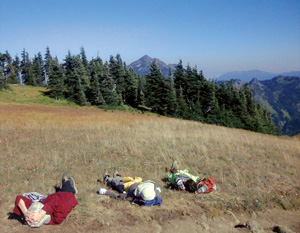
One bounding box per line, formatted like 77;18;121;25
0;47;279;135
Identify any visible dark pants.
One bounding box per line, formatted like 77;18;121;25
106;176;124;193
59;180;75;194
105;183;140;200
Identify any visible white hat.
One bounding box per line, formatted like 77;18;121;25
135;183;155;201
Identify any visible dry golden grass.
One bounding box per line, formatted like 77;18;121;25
0;86;300;232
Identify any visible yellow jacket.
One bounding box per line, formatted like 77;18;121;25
122;177;142;192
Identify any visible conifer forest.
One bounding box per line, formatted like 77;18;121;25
0;47;279;135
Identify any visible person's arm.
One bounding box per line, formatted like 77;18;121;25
17;199;31;222
174;177;186;190
26;209;47;224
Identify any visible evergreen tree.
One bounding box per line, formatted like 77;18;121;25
200;81;215;115
185;65;197;102
9;55;23;84
0;51;15;87
21;50;36;86
174;60;187;97
32;52;44;85
123;66;138;107
87;60;105;105
137;75;146;107
48;57;65;99
144;61;169;115
109;54;126;101
0;53;8;90
101;63;120;105
166;68;177;115
80;47;89;70
176;87;189;118
13;55;22;84
63;52;89;105
44;46;53;85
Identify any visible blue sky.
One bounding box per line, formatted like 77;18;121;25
0;0;299;78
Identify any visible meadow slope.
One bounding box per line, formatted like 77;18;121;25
0;85;299;232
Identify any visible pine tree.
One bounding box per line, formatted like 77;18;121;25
176;87;189;118
13;55;22;84
44;46;53;85
166;68;177;116
123;66;138;107
174;60;187;97
0;51;15;87
48;57;65;99
144;61;169;115
137;75;146;107
87;61;105;105
32;52;44;85
80;47;89;70
21;50;36;86
63;52;88;105
101;64;120;105
109;54;126;101
0;53;8;90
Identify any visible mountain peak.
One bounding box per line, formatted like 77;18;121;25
139;55;153;63
128;55;176;77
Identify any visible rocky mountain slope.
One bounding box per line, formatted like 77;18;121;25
249;76;300;136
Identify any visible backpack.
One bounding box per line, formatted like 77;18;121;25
196;177;217;194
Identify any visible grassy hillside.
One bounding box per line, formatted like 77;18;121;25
0;84;77;106
0;85;299;232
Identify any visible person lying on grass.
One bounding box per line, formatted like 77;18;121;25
168;160;217;194
13;172;78;227
97;171;162;206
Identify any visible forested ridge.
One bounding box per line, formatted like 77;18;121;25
0;47;278;135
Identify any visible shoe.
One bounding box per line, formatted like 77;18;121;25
68;177;78;195
103;173;109;183
170;160;179;171
61;172;68;183
113;170;120;177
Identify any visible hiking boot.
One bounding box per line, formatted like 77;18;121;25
103;173;110;183
170;160;179;171
68;177;78;195
61;172;69;184
113;170;120;177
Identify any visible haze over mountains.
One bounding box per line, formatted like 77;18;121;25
218;70;300;82
128;55;300;136
128;55;300;82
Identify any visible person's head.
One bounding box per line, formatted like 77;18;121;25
134;183;156;201
184;179;197;193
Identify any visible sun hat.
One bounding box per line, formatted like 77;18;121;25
134;182;155;201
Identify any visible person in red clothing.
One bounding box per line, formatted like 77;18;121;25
13;172;78;227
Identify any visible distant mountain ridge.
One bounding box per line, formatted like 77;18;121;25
219;76;300;135
127;56;300;135
218;70;300;82
128;55;176;77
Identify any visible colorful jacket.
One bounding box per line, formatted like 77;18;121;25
14;192;78;225
122;177;143;192
168;169;201;190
